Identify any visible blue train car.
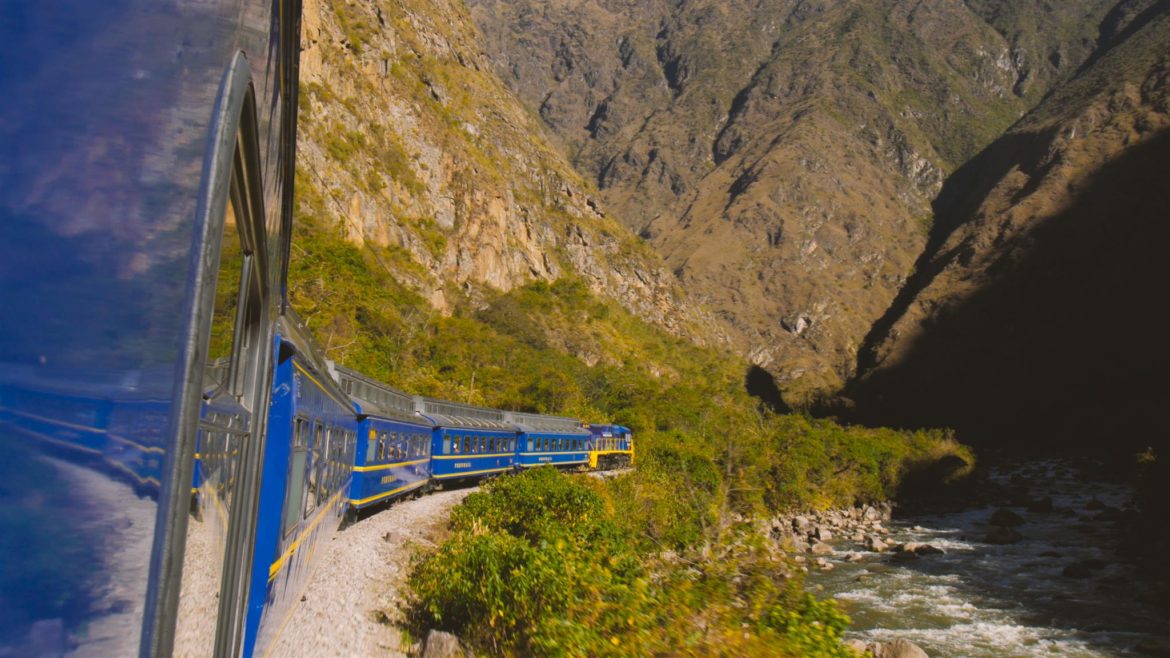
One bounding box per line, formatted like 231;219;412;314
585;424;636;470
420;398;518;484
0;0;304;654
509;411;591;470
331;364;433;511
241;316;356;657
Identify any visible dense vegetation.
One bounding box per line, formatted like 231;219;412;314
408;467;854;657
289;181;971;654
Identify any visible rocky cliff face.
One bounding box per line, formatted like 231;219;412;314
849;2;1170;449
466;0;1116;401
295;0;724;344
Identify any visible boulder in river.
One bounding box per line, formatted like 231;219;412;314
864;535;889;552
989;508;1026;527
984;527;1023;544
901;542;945;556
810;541;834;555
867;638;931;658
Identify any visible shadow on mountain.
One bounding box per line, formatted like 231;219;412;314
849;128;1170;459
745;364;790;413
854;127;1058;376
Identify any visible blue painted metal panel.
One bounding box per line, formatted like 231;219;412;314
349;415;431;509
430;428;517;481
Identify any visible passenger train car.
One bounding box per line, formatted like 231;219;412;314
0;3;634;657
330;364;433;512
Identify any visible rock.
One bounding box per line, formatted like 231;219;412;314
984;527;1023;544
845;638;869;654
902;542;944;556
792;515;811;533
814;558;834;571
989;508;1026;527
864;535;889;552
846;552;866;562
814;526;833;542
892;550;920;562
862;505;882;521
422;630;468;658
1086;498;1108;511
810;541;834;555
868;638;931;658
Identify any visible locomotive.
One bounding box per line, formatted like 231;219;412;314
0;1;630;656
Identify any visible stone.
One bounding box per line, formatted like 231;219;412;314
892;550;919;562
814;526;833;542
864;535;889;552
902;542;944;556
422;630;468;658
869;638;931;658
989;508;1026;527
846;552;866;562
845;639;869;654
810;541;834;555
984;527;1023;544
792;515;812;534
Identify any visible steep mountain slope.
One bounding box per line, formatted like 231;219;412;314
849;2;1170;452
293;0;724;355
467;0;1116;401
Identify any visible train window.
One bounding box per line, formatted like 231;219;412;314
305;422;322;518
283;420;308;536
204;187;245;392
366;430;377;463
451;435;459;454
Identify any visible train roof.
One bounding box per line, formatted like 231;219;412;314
415;397;516;430
505;411;589;435
328;362;420;422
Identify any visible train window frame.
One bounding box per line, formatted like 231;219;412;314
165;49;292;658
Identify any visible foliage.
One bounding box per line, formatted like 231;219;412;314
409;468;860;657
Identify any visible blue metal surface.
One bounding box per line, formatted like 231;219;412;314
429;427;518;481
515;430;591;469
0;0;292;654
245;330;355;657
350;415;432;509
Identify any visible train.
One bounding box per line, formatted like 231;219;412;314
0;1;631;657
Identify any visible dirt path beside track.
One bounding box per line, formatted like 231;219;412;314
269;487;474;658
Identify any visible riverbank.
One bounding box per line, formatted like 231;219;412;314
785;460;1170;656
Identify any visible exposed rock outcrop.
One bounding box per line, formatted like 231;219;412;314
296;0;727;354
467;0;1117;401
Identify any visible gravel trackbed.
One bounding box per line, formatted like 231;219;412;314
267;487;474;657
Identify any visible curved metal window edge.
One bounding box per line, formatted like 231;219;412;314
140;51;274;658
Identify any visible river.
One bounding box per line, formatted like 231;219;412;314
805;460;1170;657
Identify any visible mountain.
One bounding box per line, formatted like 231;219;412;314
465;0;1118;401
293;0;724;354
848;1;1170;452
